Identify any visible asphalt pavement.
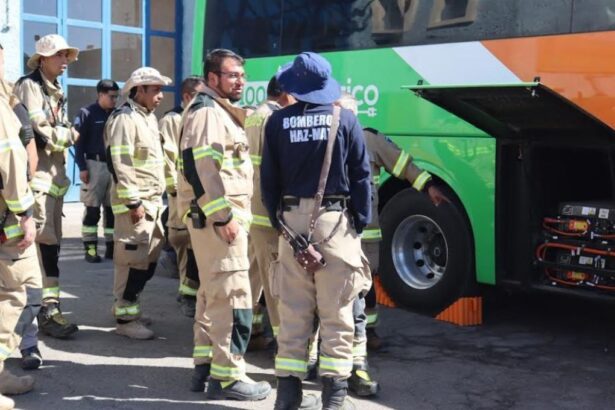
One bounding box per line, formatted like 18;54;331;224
6;203;615;409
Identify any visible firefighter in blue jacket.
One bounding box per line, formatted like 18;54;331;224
262;52;372;410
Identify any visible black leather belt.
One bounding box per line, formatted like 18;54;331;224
85;153;106;162
282;196;348;211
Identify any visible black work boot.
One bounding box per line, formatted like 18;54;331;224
189;363;210;392
20;346;43;370
274;376;322;410
104;241;114;259
206;378;271;401
38;304;78;339
84;242;102;263
178;295;196;318
348;362;379;397
322;377;355;410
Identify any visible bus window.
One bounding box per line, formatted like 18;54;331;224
280;0;376;54
204;0;282;58
428;0;478;29
572;0;615;33
371;0;420;46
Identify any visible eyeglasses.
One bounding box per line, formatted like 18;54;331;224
216;71;247;80
107;94;119;100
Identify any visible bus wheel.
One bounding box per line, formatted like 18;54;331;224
379;187;473;315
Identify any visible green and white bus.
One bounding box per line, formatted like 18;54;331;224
191;0;615;316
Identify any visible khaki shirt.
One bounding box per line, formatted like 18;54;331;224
363;128;431;242
105;99;165;216
159;108;185;229
13;70;75;197
177;86;253;229
245;100;280;229
0;97;36;260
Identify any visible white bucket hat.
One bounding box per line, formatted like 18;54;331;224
122;67;172;95
27;34;79;70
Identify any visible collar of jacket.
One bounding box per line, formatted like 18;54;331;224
202;85;246;128
127;97;154;116
38;70;62;96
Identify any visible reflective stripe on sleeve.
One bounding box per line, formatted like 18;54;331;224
104;228;114;235
110;145;132;156
201;197;230;217
412;170;432;191
3;224;24;239
192;146;223;164
111;204;130;215
30;178;68;197
0;138;23;153
275;357;308;373
117;187;140;199
28;109;45;120
250;154;262;166
231;207;252;229
5;193;34;213
392;151;411;178
222;158;247;169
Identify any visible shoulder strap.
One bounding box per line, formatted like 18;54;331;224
308;105;341;239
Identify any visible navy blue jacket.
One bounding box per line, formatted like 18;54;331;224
74;102;111;171
261;102;371;232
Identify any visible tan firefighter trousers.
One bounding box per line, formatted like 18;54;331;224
112;209;164;321
248;226;280;337
188;220;252;381
0;253;42;363
273;198;371;380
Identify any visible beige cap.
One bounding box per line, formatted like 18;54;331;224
122;67;172;95
26;34;79;70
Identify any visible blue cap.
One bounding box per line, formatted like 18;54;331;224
276;52;341;105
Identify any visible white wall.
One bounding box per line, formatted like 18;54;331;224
0;0;22;82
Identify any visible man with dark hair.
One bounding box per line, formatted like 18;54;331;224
178;48;271;400
245;75;295;350
159;76;206;317
104;67;170;340
74;79;119;263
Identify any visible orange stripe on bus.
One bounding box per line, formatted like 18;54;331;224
483;31;615;128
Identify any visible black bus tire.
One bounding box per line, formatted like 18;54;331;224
378;186;474;315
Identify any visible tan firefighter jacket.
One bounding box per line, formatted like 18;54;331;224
363;128;432;242
13;69;75;197
104;99;165;217
245;100;280;230
0;97;36;259
159;106;185;229
177;86;253;230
